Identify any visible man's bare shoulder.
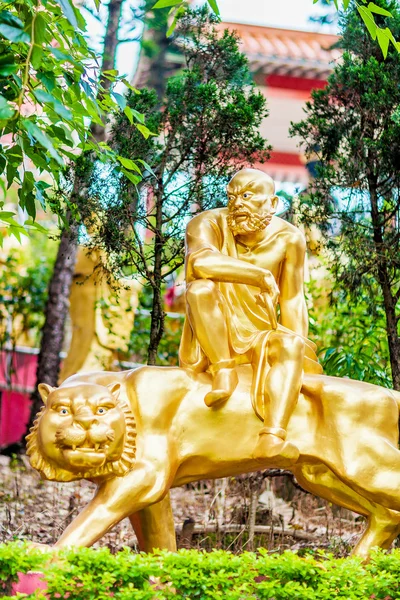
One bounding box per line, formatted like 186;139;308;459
187;208;228;231
272;216;306;248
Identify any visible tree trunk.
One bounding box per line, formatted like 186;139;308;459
147;188;165;365
26;0;124;433
28;219;79;425
145;23;169;101
369;178;400;390
91;0;124;141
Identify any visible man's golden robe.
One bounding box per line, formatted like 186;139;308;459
179;208;322;419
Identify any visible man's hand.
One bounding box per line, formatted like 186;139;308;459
256;272;279;330
258;271;280;306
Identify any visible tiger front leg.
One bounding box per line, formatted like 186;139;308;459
54;462;166;548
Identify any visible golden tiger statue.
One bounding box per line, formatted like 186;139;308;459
27;365;400;559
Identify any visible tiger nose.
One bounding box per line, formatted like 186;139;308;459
75;411;99;430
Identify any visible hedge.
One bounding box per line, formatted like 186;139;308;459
1;542;400;599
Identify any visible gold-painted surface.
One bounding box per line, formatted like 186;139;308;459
179;169;321;462
27;169;400;558
27;367;400;558
59;247;141;383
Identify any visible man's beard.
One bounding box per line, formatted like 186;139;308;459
227;210;270;236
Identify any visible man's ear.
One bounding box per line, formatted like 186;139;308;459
38;383;56;405
270;195;279;214
107;382;121;401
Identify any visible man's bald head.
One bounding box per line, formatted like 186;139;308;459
227;169;275;197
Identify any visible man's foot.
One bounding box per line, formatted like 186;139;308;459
205;361;238;408
252;431;299;467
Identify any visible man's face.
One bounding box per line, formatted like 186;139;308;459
226;175;278;236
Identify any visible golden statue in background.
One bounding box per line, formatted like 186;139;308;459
27;169;400;560
180;169;321;465
59;246;141;383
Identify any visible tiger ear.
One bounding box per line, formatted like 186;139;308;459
107;382;121;401
38;383;56;405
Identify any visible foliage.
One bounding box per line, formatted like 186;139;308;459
291;0;400;388
0;0;149;241
2;543;400;598
0;237;56;348
307;278;392;386
81;8;270;364
129;310;184;367
152;0;400;57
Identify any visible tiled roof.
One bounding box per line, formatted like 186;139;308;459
220;23;341;79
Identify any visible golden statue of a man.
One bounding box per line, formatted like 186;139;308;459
179;168;322;466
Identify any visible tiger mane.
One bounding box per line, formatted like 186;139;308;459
26;395;136;482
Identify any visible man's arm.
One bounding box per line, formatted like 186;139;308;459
186;216;277;294
278;232;308;337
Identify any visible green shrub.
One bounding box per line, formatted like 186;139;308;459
1;542;400;599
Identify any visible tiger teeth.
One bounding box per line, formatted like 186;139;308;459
72;445;76;451
94;444;100;451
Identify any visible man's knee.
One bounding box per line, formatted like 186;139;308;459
268;332;305;361
186;280;217;307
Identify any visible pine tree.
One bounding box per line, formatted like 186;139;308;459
291;0;400;389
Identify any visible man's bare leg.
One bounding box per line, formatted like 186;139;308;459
186;279;238;407
253;332;304;466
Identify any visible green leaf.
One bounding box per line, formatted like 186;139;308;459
0;95;13;119
34;89;73;120
0;53;17;76
0;11;24;29
376;27;390;58
37;71;56;92
367;2;392;17
137;159;156;177
0;211;17;220
0;11;30;42
19;171;36;219
131;109;145;124
124;105;134;124
112;92;127;110
167;15;178;37
117;156;142;173
358;6;377;40
55;0;79;29
122;169;141;185
0;23;30;43
343;0;351;9
152;0;183;8
121;79;139;93
25;218;48;233
206;0;220;15
50;47;78;66
22;119;63;165
136;123;155;139
31;13;47;69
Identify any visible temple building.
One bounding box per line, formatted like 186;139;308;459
227;23;340;188
135;21;340;189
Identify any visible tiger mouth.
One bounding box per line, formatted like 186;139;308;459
62;442;110;452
